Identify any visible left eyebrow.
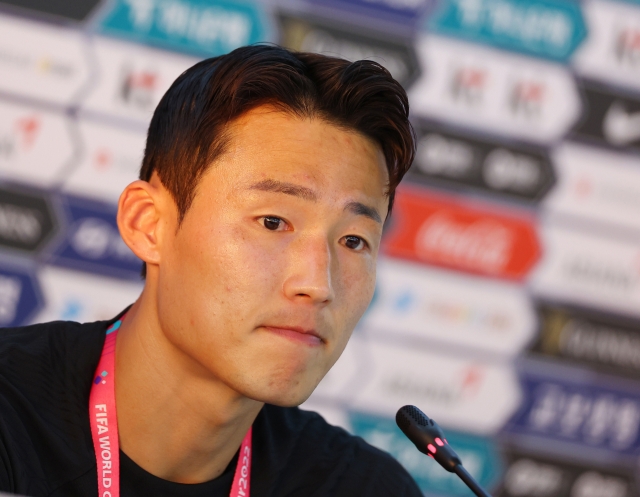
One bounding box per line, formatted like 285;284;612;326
344;201;382;224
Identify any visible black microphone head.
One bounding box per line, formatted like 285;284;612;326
396;405;462;472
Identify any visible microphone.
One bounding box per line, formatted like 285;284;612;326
396;405;492;497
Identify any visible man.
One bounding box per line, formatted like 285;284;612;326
0;45;421;496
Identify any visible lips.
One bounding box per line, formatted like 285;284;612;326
261;325;324;346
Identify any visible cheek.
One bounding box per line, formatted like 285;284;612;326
335;258;377;328
168;219;287;323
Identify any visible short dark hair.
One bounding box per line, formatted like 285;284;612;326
139;44;415;276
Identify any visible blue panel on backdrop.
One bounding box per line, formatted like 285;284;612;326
426;0;587;62
350;411;501;496
99;0;268;57
51;195;141;280
0;262;42;327
310;0;433;25
505;373;640;456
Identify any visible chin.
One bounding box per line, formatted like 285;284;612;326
245;380;317;407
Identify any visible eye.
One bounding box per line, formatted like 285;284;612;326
261;216;288;231
343;235;368;251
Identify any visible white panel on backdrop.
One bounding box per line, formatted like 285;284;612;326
362;258;536;356
81;37;199;125
32;266;142;324
63;119;146;203
349;338;521;434
572;0;640;91
530;224;640;318
409;35;580;144
307;334;367;402
544;143;640;234
0;100;74;187
0;15;90;106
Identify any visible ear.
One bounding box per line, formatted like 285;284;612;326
117;179;168;268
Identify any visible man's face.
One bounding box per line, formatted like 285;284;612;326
155;106;389;406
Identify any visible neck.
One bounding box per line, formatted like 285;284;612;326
113;290;263;484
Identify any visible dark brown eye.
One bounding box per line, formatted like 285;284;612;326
262;216;284;231
344;235;366;251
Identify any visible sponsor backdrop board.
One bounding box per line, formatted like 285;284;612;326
1;0;640;493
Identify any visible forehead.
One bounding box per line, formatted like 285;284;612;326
214;106;389;203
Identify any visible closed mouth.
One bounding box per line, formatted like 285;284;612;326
261;325;325;345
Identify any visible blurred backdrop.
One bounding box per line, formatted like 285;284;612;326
0;0;639;495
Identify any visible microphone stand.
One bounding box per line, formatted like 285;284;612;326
453;465;491;497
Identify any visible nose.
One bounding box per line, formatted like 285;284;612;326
283;235;335;304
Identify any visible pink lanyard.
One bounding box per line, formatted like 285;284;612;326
89;317;252;497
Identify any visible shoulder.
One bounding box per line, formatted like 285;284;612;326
0;318;110;429
0;319;109;494
0;319;106;387
254;405;422;497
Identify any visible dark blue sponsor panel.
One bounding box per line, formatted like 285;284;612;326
505;373;640;456
409;121;556;203
530;303;640;380
0;185;59;255
0;261;42;327
496;445;639;497
278;12;420;89
307;0;432;25
50;195;141;280
0;0;102;21
572;79;640;153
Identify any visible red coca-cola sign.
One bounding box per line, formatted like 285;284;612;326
384;187;540;279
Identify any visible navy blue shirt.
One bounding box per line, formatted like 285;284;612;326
0;316;422;496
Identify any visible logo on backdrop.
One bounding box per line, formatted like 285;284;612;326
616;26;640;69
119;66;159;111
529;226;640;319
80;37;197;125
62;119;146;204
450;66;487;107
0;16;90;105
543;143;640;235
363;259;535;356
572;0;640;94
499;446;638;497
506;373;640;455
99;0;267;57
426;0;587;61
409;36;581;144
0;187;57;254
278;14;420;88
410;122;555;202
51;195;142;280
572;81;640;152
531;303;640;379
351;339;521;434
383;188;540;279
0;101;74;187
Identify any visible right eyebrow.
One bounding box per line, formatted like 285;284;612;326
247;179;318;202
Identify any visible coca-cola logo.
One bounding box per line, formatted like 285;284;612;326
415;212;514;273
383;188;540;279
